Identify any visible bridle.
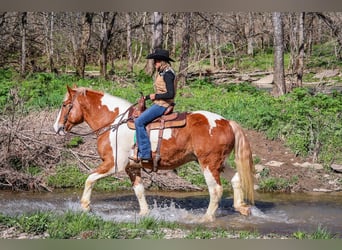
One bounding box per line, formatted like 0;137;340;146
56;92;80;135
57;92;138;173
57;91;136;136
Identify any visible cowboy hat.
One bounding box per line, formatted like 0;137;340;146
146;49;175;62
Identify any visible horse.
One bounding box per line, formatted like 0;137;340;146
53;86;255;222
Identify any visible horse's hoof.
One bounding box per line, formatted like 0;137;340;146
199;214;215;223
81;201;91;212
139;209;150;216
235;205;251;216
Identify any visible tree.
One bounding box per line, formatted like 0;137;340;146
177;12;191;88
296;12;305;87
145;12;163;76
19;12;27;76
315;12;342;59
99;12;117;78
272;12;286;96
43;12;56;73
245;12;255;56
126;13;133;73
73;12;94;78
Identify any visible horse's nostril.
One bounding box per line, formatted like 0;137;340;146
56;126;65;135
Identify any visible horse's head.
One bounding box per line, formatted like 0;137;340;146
54;85;84;135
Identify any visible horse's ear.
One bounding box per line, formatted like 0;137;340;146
67;85;73;94
73;84;78;88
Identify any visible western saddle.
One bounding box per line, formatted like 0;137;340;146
127;95;187;171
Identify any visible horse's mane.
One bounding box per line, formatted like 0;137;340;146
74;87;103;96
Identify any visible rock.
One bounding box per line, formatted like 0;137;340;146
293;162;323;170
331;164;342;173
313;69;339;79
254;164;265;173
265;161;284;167
252;75;274;89
313;188;333;192
253;74;274;84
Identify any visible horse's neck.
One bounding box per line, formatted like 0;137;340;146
81;94;131;131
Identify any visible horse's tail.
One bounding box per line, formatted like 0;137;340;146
229;120;255;205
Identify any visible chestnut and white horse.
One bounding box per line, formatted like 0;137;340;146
53;86;255;221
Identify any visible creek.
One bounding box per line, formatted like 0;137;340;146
1;190;342;236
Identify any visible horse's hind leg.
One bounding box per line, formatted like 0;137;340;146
125;166;149;216
231;172;251;216
201;166;223;222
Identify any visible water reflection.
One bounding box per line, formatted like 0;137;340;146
0;190;342;236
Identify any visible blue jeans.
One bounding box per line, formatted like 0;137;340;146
134;104;167;159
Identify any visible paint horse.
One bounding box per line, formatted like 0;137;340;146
53;86;255;221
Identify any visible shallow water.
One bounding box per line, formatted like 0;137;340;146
1;189;342;236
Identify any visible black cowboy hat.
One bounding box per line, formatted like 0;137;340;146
146;49;175;62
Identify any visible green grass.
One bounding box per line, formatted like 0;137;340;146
293;225;336;239
1;212;336;239
47;165;131;191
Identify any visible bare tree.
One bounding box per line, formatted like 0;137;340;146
272;12;286;96
43;12;56;73
74;12;94;78
145;12;163;76
99;12;117;78
315;12;342;59
178;12;191;88
126;13;133;73
245;12;255;56
296;12;305;87
19;12;27;76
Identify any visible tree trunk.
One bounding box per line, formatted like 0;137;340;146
272;12;286;96
20;12;27;77
99;12;116;78
145;12;163;76
135;12;147;64
178;12;191;88
208;31;215;67
75;12;93;78
43;12;56;74
126;13;133;73
246;12;254;56
296;12;305;87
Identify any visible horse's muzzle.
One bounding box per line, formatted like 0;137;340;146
56;125;66;135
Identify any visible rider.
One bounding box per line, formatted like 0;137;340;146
130;48;176;163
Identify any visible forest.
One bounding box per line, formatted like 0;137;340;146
0;12;341;95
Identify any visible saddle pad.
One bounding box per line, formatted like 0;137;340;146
127;112;187;130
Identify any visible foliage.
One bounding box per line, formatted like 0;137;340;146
65;136;83;148
47;165;87;188
47;165;131;191
293;225;336;239
258;177;297;192
0;212;338;239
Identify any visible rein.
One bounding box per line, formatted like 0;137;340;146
62;96;137;174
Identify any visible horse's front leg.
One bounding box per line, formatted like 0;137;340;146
201;167;223;222
125;166;149;216
81;161;113;212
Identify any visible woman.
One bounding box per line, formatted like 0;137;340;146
131;49;176;163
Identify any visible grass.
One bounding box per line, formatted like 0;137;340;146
0;212;337;239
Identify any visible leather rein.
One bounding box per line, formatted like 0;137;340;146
59;94;137;174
